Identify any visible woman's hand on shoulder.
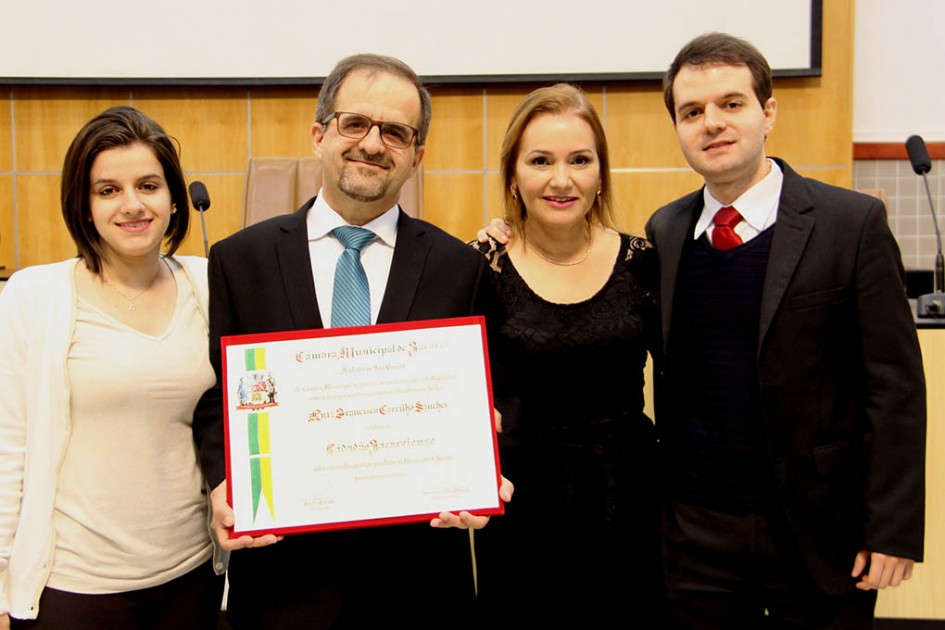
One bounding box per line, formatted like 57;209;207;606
476;219;512;245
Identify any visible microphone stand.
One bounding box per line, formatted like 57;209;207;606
197;203;210;258
917;172;945;317
188;181;212;258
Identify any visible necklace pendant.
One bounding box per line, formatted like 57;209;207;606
128;303;136;311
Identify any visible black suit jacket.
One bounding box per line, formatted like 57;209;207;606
192;197;491;627
194;198;491;485
645;159;926;594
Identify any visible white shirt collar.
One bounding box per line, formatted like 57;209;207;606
306;189;399;247
694;159;783;239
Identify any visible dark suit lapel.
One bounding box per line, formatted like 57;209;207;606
377;209;429;324
759;160;815;347
274;203;323;330
658;195;701;354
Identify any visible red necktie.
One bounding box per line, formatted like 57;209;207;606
712;206;743;251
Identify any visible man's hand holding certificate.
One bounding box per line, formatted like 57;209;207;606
220;317;504;538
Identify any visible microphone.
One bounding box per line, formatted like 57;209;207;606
188;181;211;258
906;135;931;175
906;135;945;317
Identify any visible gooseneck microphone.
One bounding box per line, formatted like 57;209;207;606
188;181;212;258
906;134;945;317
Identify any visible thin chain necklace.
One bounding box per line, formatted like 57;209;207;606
102;265;162;311
525;235;592;267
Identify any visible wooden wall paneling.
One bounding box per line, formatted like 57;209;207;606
769;76;853;169
249;86;319;158
484;87;530;172
425;87;484;171
423;87;486;232
767;80;846;167
0;92;11;269
133;88;249;243
16;174;73;267
422;172;484;241
643;356;654;424
2;0;858;277
13;87;130;172
767;0;854;179
611;170;704;236
177;173;246;255
583;87;605;121
604;84;708;231
0;175;14;270
133;88;250;173
876;329;945;620
604;82;682;170
484;171;507;226
0;90;11;172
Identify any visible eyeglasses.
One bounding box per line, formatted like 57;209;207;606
322;112;419;149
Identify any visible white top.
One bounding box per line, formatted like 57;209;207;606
48;261;215;593
306;190;400;326
693;159;785;244
0;256;213;620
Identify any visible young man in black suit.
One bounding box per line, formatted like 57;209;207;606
646;32;926;628
193;53;510;629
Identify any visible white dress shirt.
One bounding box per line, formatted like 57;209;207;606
693;159;784;244
306;191;399;326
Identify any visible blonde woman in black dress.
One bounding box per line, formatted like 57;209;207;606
474;84;663;626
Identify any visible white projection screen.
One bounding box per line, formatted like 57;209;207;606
0;0;820;85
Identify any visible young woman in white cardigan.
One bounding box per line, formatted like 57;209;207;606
0;106;223;629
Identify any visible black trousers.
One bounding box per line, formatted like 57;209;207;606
224;525;476;630
11;560;224;630
661;500;876;629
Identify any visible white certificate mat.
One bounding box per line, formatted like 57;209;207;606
221;316;502;536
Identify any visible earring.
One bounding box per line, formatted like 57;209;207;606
511;188;518;201
171;204;177;214
596;187;602;198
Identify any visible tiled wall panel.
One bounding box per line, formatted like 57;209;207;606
854;158;945;270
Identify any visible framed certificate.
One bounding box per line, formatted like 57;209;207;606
221;316;503;537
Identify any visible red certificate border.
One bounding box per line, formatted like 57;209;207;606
220;316;503;537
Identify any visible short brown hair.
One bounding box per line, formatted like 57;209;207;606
61;106;190;274
500;83;615;236
315;53;432;146
663;32;773;123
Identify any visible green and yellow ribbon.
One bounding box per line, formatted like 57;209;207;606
248;411;275;520
244;347;274;521
245;347;266;371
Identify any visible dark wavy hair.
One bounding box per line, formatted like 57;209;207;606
61;105;190;273
663;32;773;123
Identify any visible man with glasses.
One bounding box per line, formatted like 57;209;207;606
193;53;508;629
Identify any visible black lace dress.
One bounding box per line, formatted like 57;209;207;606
475;232;663;625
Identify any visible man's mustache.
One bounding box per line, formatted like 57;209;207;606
344;150;393;169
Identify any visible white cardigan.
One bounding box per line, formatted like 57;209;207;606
0;256;210;620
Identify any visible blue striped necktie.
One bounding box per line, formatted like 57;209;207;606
331;226;376;327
